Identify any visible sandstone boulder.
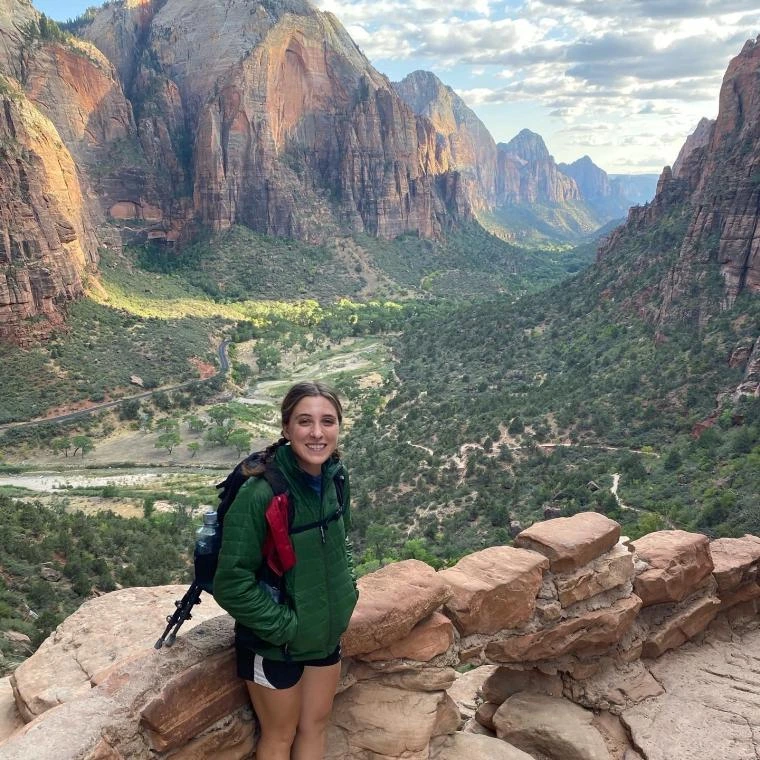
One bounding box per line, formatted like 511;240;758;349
640;596;722;659
342;560;452;657
514;512;620;572
0;676;23;744
439;546;548;635
709;534;760;592
358;611;455;662
140;648;248;752
329;681;457;757
10;585;224;720
485;595;642;663
555;542;634;607
631;531;714;606
474;701;498;731
492;692;611;760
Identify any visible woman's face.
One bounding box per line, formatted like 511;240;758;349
283;395;340;476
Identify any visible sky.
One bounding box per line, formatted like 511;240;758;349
36;0;760;175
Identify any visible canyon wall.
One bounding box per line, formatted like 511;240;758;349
599;35;760;324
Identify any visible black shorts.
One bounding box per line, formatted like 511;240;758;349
236;644;341;690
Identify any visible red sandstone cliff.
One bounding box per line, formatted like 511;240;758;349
86;0;470;241
599;36;760;323
393;70;497;211
0;80;98;343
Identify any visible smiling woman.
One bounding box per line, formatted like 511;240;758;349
213;380;358;760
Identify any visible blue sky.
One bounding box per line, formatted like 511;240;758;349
36;0;760;174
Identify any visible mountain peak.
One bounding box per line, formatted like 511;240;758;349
501;129;551;162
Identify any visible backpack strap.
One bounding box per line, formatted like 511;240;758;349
289;468;346;543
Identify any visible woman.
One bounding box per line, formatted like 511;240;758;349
214;381;358;760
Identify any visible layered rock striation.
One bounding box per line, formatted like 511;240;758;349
0;81;99;343
3;512;759;759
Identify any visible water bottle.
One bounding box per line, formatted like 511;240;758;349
194;511;219;593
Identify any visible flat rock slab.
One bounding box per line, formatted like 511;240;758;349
514;512;620;573
11;585;225;720
439;546;548;635
342;560;452;657
631;530;713;606
622;626;760;760
710;535;760;592
493;692;611;760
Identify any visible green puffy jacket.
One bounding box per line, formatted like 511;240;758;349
213;444;358;661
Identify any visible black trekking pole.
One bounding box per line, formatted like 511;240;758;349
154;581;203;649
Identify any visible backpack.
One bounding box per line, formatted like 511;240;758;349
155;448;345;649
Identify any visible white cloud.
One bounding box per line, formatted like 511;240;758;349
312;0;760;170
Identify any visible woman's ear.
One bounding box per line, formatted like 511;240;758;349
281;429;289;440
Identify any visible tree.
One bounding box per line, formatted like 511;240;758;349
156;417;180;434
255;345;281;372
51;437;72;457
71;435;94;458
185;415;207;433
156;431;181;454
663;448;682;471
206;405;237;445
118;399;141;421
153;390;172;411
228;429;252;457
187;442;200;458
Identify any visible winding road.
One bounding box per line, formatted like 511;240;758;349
0;340;230;431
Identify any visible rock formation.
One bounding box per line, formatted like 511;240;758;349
671;117;715;179
599;35;760;323
85;0;471;241
496;129;580;205
2;512;759;759
0;79;99;343
559;155;611;200
393;70;497;210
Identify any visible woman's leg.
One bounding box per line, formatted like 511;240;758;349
246;679;302;760
291;661;342;760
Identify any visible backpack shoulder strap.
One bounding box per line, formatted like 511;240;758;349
261;464;289;498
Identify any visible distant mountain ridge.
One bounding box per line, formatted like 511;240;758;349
393;72;655;242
